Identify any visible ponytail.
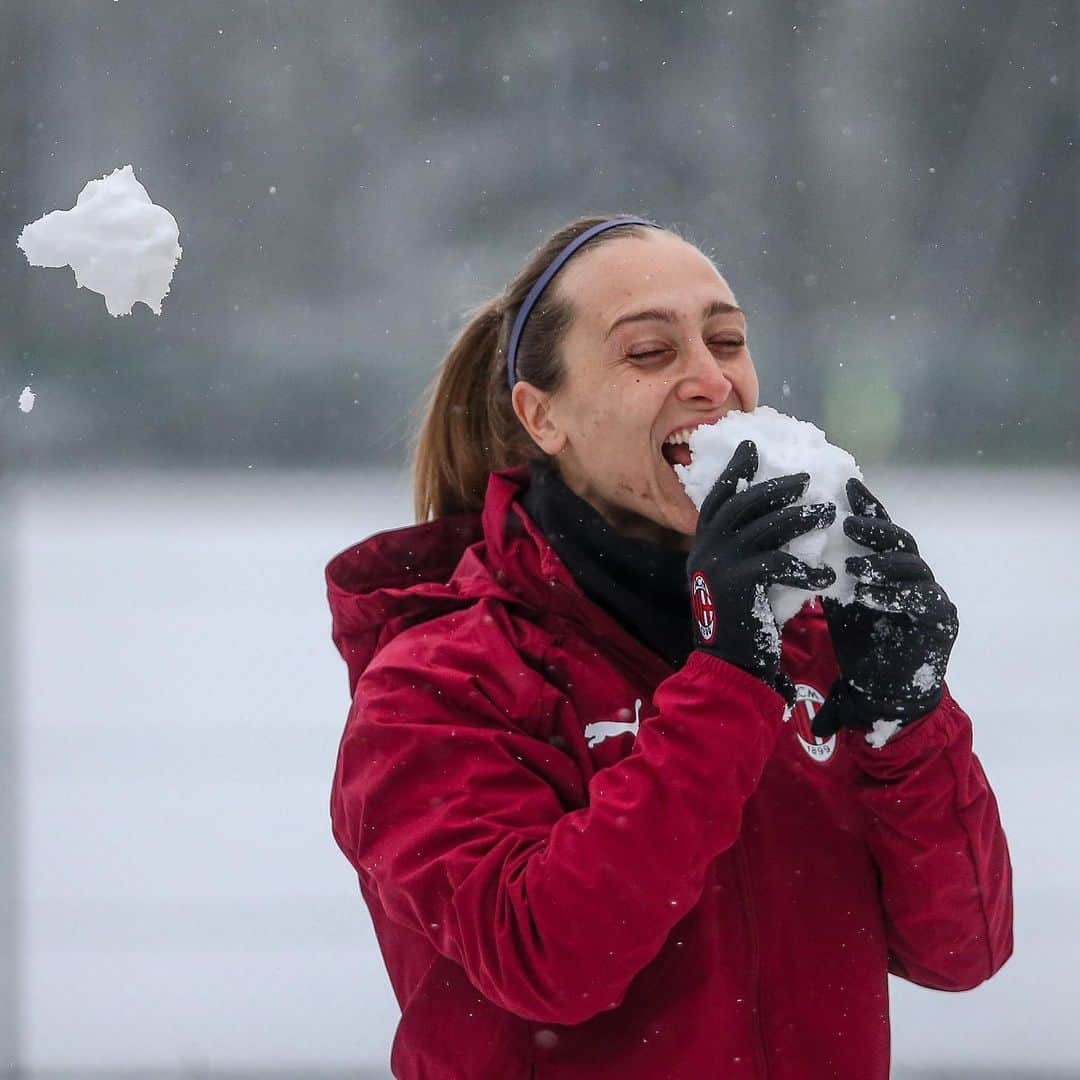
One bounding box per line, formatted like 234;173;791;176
411;298;516;521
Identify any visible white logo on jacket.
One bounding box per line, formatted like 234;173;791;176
784;682;837;763
585;698;643;748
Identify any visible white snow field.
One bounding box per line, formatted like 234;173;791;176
10;467;1079;1075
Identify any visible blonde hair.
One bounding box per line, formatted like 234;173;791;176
410;215;662;521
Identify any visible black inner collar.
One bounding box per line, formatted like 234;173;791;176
521;458;693;668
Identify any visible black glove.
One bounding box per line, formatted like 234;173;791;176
812;477;959;740
687;440;836;700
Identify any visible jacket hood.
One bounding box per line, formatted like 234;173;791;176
327;466;833;698
326;467;568;694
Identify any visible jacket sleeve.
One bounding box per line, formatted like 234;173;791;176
331;633;785;1026
845;688;1014;991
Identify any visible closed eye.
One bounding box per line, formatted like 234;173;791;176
626;337;745;362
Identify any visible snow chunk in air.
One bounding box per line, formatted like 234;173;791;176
17;165;182;317
19;386;36;413
676;405;864;626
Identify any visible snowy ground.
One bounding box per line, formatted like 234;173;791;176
9;467;1079;1075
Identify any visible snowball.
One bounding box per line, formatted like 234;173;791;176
17;165;182;317
18;386;36;413
676;405;864;626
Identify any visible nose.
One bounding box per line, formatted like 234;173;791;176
675;338;734;405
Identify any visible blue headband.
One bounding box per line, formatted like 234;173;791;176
506;216;661;390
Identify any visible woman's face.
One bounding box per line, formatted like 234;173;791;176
514;231;759;546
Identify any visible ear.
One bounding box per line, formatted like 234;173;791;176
512;381;567;456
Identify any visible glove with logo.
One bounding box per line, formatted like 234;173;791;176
687;440;836;702
811;477;959;741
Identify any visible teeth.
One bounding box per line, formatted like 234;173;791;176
663;428;695;446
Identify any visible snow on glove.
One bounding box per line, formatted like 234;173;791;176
812;477;959;744
687;440;836;701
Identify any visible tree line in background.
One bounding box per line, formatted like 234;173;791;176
1;0;1076;470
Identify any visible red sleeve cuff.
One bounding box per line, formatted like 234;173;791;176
844;686;966;778
679;650;789;725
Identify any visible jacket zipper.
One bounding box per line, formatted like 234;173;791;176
735;838;770;1079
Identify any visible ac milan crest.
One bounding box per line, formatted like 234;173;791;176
690;572;716;644
784;682;837;763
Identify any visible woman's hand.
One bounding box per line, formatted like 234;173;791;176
812;477;959;740
687;440;835;697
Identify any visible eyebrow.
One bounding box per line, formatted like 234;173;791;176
603;299;745;340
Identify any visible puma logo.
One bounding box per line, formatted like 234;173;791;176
584;698;643;749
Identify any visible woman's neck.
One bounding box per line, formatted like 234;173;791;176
551;464;693;552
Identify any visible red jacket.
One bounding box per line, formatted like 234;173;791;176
329;467;1012;1080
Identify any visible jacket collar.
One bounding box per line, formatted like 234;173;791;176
326;467;591;693
326;465;822;696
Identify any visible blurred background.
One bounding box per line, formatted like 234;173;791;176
0;1;1076;1076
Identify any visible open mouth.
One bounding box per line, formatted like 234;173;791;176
661;428;695;469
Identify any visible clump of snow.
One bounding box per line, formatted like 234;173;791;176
911;662;936;692
17;165;182;317
676;405;864;625
751;582;780;659
18;386;36;413
865;718;904;749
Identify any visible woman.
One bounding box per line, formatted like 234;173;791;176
328;216;1012;1079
